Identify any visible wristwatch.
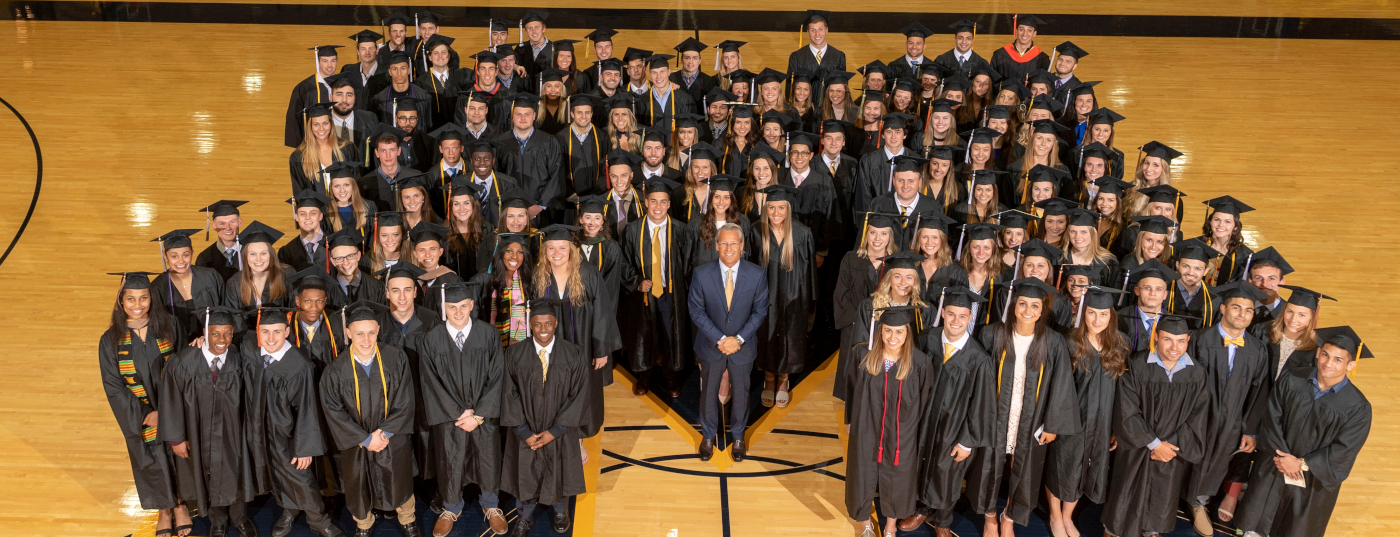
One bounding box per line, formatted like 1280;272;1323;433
1299;459;1310;473
474;415;486;425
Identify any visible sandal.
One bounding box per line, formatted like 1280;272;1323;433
775;378;790;408
156;509;174;537
173;504;193;537
760;377;775;407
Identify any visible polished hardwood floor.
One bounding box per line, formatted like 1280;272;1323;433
1;11;1398;537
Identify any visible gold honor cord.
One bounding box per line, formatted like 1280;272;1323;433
352;344;390;449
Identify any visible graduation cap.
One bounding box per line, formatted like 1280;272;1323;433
520;10;549;24
1028;164;1069;186
585;28;619;43
873;305;920;330
1093;176;1134;197
622;47;653;62
673;37;708;55
996;81;1032;102
304;102;334;120
891;77;920;94
576;195;609;215
1136;184;1185;206
913;211;959;234
342;299;389;325
1154;313;1197;336
1006;277;1058;302
961;221;1005;241
423;34;455;51
641;124;671;144
891;154;929;174
1078;142;1113;162
1034;197;1078;217
310;45;342;58
408;222;450;244
859;89;888;105
704;87;738;109
499;188;537;209
441;176;485;200
967;169;1008;186
323;161;360;179
552;39;580;53
644;177;681;197
966;62;1001;82
1130;215;1176;236
594;58;625;73
643;54;675;70
327;228;365;249
287;189;332;210
1054;41;1088;60
152;229;202;252
1315;326;1373;360
926;144;962;162
994;209;1039;230
760;110;794;129
1013;14;1047;29
1026;94;1064;114
687;141;721;162
249;306;298;326
201;306;241;327
569;93;601;110
803;9;832;27
540;68;570;83
673;112;705;130
1246;246;1294;276
716;40;746;53
1067;81;1102;98
237;221;284;247
1129;259;1179;285
860;211;904;233
1202;195;1255;217
350;30;384;44
1139;141;1183;162
109;271;161;291
857;60;892;80
754;68;788;86
1212;280;1270;304
900;22;934;39
368;210;407;228
785;131;818;150
458;89;496;107
928;285;981;327
704;174;745;193
1076;285;1128;326
882;112;920;132
510;92;541;109
289;265;333;294
382;12;412;27
440;280;483;306
823;71;856;87
372;122;410;141
1029;118;1071;135
603;92;637;111
1279;284;1336;311
926;98;960;116
948;19;983;33
416;10;445;25
757;185;799;204
538;224;581;242
962;127;999;145
1017;238;1062;262
488;19;511;32
983;104;1014;120
1061;263;1104;286
1064;208;1105;228
496;232;533;248
377;262;427;282
1172;238;1220;264
606;148;643;168
1086;108;1125;126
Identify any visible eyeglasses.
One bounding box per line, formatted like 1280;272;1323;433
331;253;360;263
789;150;813;157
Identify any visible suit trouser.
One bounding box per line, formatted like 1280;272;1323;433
700;355;752;440
352;496;415;530
207;501;248;528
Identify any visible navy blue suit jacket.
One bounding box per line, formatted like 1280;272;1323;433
688;259;769;365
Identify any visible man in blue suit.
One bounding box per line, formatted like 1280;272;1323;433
688;223;768;462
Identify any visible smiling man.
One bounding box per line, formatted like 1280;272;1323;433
194;200;248;282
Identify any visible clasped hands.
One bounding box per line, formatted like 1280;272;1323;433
717;336;742;355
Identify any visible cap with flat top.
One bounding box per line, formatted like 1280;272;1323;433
1279;284;1336;311
237;221;284;246
1314;326;1373;359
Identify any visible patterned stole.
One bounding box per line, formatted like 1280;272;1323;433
117;330;176;442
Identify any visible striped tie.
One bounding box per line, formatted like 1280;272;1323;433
539;349;549;384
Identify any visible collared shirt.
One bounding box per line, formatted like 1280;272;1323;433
260;340;293;364
884;146;904;161
466;122;488;139
581;244;594;258
720;259;740;291
646;218;669;275
531;39;551;59
682;70;700;87
1219;324;1246;372
1179;280;1201;306
954;49;971;65
630;82;650;95
941;330;970;353
896;194;920;216
446;319;473;347
822;153;841;172
1055;74;1072;89
1147;351;1194;382
1308;371;1350;400
442;159;466;176
1138;307;1158;333
498;74;515;88
809;44;829;61
351;348;394;446
904;54;925;67
641;165;666;179
432;67;450;85
533;338;557;368
300;320;320;339
338;272;361;295
474;171;494;193
359;61;378;85
215;240;242;262
791;167;810;188
652;87;670;109
572;124;592;144
302;230;325;250
201;345;229;370
514;128;534;153
332;110;353;130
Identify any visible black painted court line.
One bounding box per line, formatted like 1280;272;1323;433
9;3;1400;40
771;428;842;439
718;476;732;537
0;96;41;269
601;449;844;478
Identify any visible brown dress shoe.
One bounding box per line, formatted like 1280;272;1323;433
897;514;928;531
484;508;508;535
934;528;952;537
632;376;649;396
731;440;746;462
432;511;458;537
699;438;714;461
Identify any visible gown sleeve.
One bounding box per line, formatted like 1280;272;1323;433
290;363;327;458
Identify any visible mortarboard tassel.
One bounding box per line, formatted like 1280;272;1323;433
1074;293;1087;328
932;288;946;327
954;223;967;258
204;207;212;241
867;309;877;351
1118;270;1131;306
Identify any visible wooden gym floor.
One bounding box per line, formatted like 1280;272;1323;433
1;3;1398;536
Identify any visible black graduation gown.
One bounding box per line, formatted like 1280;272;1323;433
1117;306;1161;353
278;235;330;273
1255;331;1318;388
222;268;296;312
285;75;331;148
686;215;752;269
414;68;471;129
832;251;881;402
159;346;249;512
1235;369;1371;537
620;217;693;372
786;45;846;96
338;62;388;112
1044;337;1125;504
1102;351;1212;537
989;44;1050;88
916;334;996;512
499;338;589;504
581;238;631;309
369;84;436;128
196;243;242;283
845;348;936;520
446;232;492;283
966;327;1080;524
358;166;424;214
557;125;611;218
540;265;623;437
637;87;698;128
850;299;934;359
493;130;565;221
317;345;417;514
1166;282;1220;330
748;222;817;375
1205;240;1254;284
931;49;991;81
820;153;861;234
419;322;504;504
151;267;225;345
779;168;842;256
462;172;521;233
326;272;387;312
670;70;716;107
1184;325;1270;503
379;307;441;475
238;342;325;511
422;161;471;220
1065;143;1125;180
916;262;969;302
417;271;464;313
99;326;180;509
512;42;553;93
852;148;911;216
291;312;347;379
869;194;945;251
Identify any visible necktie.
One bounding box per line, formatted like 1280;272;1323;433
210;356;222;383
538;348;549;384
814;49;823;63
944;343;956;363
305;324;317;343
455;331;467;351
650;225;665;298
225;250;237;265
828;161;837;175
345;284;359;300
305;241;317;258
263;354;273;368
1224;336;1245;348
447;168;458;177
724;269;734;309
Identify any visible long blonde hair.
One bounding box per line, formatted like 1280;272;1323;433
296;118;350;183
759;200;795;270
533;240;587;306
1066;225;1117;264
1127;156;1174;216
871;268;927;310
369;224;411;274
857;222;899;260
329;176;370;232
914;228;954;269
537;83;571;126
607;108;643;154
862;322;914;379
921;112;961;150
1269;306;1318;351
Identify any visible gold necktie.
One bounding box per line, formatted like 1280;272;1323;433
305;325;316;343
944;343;956;363
829;161;837;175
650;225;664;298
539;348;549;384
1225;336;1245;348
724;269;734;309
815;49;823;63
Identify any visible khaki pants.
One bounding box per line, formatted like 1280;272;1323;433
352;496;416;529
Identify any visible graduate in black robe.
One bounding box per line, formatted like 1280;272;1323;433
988;15;1050;88
967;278;1080;533
318;300;420;536
493;93;565;224
500;300;589;535
635;55;698;129
1042;287;1129;536
414;35;470;130
1165;238;1223;330
930;19;991;80
99;273;182;519
418;282;509;535
832;213;898;403
904;286;994;533
556;94;610;223
748;186;817;385
778;132;843;262
851;122;916;217
159;307;254;536
1182;281;1272;532
193;200;249;283
577;195;633;308
151;229;226;345
278;189;333;273
404;222;464;313
285;45;340;148
535;225;623;438
685;176;752;269
376;263;442;479
1116;260;1179;353
786;10;847;98
844;306;936;536
436;177;494;282
322;228;387;311
1101;315;1211;537
849;253;935;359
1235;326;1372;537
237;307;340;537
620;178;694;396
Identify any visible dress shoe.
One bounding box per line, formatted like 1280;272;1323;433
632;376;649;396
400;521;423;537
233;517;260;537
211;524;228;537
272;511;298;537
352;528;373;537
551;509;571;533
699;438;714;461
484;507;509;535
897;514;928;531
432;511;458;537
314;525;345;537
731;440;747;462
935;527;952;537
668;377;682;398
1190;506;1213;536
508;518;534;537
